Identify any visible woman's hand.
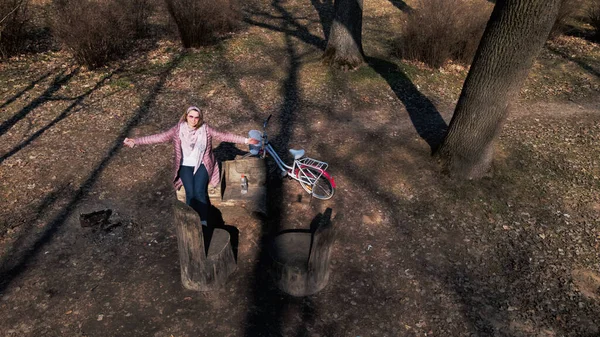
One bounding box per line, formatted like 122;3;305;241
247;138;260;145
123;138;136;148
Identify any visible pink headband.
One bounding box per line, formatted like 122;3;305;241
187;106;201;114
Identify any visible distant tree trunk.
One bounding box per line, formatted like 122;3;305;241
323;0;364;69
434;0;562;179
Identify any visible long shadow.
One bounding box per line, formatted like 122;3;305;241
0;71;53;110
0;183;73;274
309;0;334;40
243;1;306;335
546;44;600;78
316;118;600;335
313;134;495;334
0;69;118;164
562;22;598;43
214;44;266;120
243;10;326;50
0;53;184;294
245;3;446;152
388;0;413;13
0;69;78;137
367;56;448;152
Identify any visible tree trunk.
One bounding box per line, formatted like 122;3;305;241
434;0;562;179
323;0;364;69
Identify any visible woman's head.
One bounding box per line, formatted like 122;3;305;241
180;106;204;129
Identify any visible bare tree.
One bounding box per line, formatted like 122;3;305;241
434;0;563;179
323;0;364;69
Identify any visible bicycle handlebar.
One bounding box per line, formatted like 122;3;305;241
263;114;272;129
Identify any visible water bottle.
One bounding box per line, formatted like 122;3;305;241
241;174;248;194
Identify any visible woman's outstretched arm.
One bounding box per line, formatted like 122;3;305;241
207;126;258;144
124;126;177;147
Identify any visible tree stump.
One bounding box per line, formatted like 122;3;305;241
173;200;236;291
270;208;334;296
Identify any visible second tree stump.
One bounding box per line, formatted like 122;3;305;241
270;208;334;296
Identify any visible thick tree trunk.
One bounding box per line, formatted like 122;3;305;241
435;0;562;179
323;0;364;69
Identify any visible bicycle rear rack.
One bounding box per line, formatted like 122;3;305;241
297;157;328;171
296;157;328;191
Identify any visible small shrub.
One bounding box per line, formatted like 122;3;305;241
165;0;241;48
589;0;600;40
51;0;152;69
395;0;492;68
0;0;31;58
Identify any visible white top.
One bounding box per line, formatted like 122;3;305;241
182;139;203;167
182;145;201;167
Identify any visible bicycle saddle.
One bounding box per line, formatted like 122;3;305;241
289;149;305;159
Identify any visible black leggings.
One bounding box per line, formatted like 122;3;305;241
179;164;209;221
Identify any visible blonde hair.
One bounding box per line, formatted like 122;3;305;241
180;106;204;129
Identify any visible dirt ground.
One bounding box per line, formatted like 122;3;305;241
1;0;600;336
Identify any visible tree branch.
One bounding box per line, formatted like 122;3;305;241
0;0;26;26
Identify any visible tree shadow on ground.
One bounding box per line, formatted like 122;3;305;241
315;115;600;335
309;0;334;40
0;71;53;111
367;56;447;152
243;1;328;335
243;6;327;50
246;0;447;152
564;28;600;45
0;53;184;294
0;68;120;164
546;44;600;78
0;68;79;137
388;0;413;13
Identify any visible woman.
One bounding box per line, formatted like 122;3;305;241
123;106;259;226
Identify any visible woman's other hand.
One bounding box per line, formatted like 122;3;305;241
123;138;136;148
247;138;260;145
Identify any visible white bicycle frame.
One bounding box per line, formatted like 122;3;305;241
262;142;328;189
250;115;329;193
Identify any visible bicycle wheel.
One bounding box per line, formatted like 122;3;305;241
298;167;335;200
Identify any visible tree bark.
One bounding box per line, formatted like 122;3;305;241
434;0;562;179
270;208;334;296
174;200;236;291
323;0;364;69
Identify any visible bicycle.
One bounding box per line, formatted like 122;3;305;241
245;115;336;200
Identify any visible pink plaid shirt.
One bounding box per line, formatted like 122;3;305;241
134;123;246;190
